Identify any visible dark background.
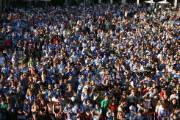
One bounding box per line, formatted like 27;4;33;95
0;0;177;8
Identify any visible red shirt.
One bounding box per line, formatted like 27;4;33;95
143;88;149;95
109;104;117;112
160;90;166;99
4;39;12;46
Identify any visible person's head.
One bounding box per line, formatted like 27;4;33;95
86;108;91;115
95;104;99;109
67;102;72;108
104;95;108;100
87;99;91;105
111;101;115;105
171;98;177;105
143;83;147;88
83;88;88;94
152;83;156;88
48;85;52;90
122;91;126;95
131;89;136;96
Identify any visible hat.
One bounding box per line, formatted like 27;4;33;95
104;92;109;97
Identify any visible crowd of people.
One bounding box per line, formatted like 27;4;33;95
0;3;179;120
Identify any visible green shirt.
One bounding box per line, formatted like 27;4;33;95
0;103;8;110
101;99;109;112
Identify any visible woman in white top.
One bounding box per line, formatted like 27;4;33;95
93;104;102;120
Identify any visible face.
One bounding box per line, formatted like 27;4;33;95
105;95;108;100
131;90;135;95
95;104;99;109
172;99;177;104
68;84;72;91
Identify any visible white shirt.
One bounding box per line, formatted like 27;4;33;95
170;94;178;101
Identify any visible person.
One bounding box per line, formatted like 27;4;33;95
53;102;62;120
106;108;115;120
92;104;102;120
22;99;31;120
117;104;125;119
101;95;109;114
31;101;38;120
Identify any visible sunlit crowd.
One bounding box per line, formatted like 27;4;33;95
0;3;179;120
